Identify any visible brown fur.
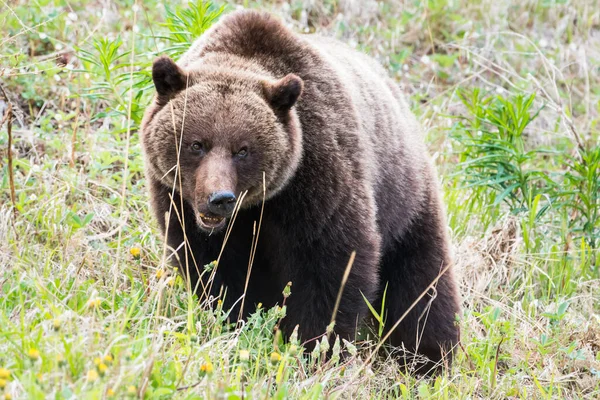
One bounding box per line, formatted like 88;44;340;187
141;10;460;372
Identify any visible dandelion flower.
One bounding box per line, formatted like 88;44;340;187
103;354;114;364
4;393;12;400
0;379;6;389
86;369;99;382
97;363;108;376
107;388;115;397
127;386;137;395
130;247;141;258
199;361;214;377
0;368;9;379
239;350;250;362
87;298;102;308
270;352;282;365
52;319;61;331
93;357;102;366
28;348;40;360
155;269;164;279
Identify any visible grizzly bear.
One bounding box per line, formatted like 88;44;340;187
141;10;460;371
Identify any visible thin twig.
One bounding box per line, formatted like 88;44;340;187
459;340;475;371
0;84;17;215
70;96;81;168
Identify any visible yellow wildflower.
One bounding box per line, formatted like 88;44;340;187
97;363;108;376
199;361;214;377
87;298;102;308
28;348;40;360
239;350;250;362
52;319;61;331
130;247;141;258
155;269;164;279
0;379;6;389
0;368;9;379
93;357;102;366
107;388;115;397
5;393;12;400
127;385;137;395
86;369;99;382
270;352;282;365
103;354;114;364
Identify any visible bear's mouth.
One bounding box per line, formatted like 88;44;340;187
197;212;227;232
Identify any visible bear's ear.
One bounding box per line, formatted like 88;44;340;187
152;56;188;98
263;74;303;111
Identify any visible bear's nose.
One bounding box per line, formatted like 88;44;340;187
207;191;237;216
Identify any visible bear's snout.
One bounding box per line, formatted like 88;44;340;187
207;191;237;216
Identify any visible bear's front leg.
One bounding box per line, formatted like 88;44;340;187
278;223;381;348
378;189;460;373
147;177;223;297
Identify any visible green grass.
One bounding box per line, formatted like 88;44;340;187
1;0;599;398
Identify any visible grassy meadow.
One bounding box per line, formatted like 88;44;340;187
1;0;599;398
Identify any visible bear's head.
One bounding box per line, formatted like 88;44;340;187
141;56;304;232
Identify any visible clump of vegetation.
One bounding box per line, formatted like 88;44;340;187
0;0;598;398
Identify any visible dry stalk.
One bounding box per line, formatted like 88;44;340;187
238;172;267;322
0;84;17;215
492;336;505;389
70;96;81;168
328;250;357;341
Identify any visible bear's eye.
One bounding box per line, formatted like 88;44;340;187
190;141;204;153
236;147;248;158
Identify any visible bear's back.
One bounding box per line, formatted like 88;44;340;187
180;10;433;244
302;36;431;242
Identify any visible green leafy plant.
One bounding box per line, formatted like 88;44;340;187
76;1;225;130
362;283;388;338
451;88;555;218
559;146;600;252
161;1;226;58
66;211;94;230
